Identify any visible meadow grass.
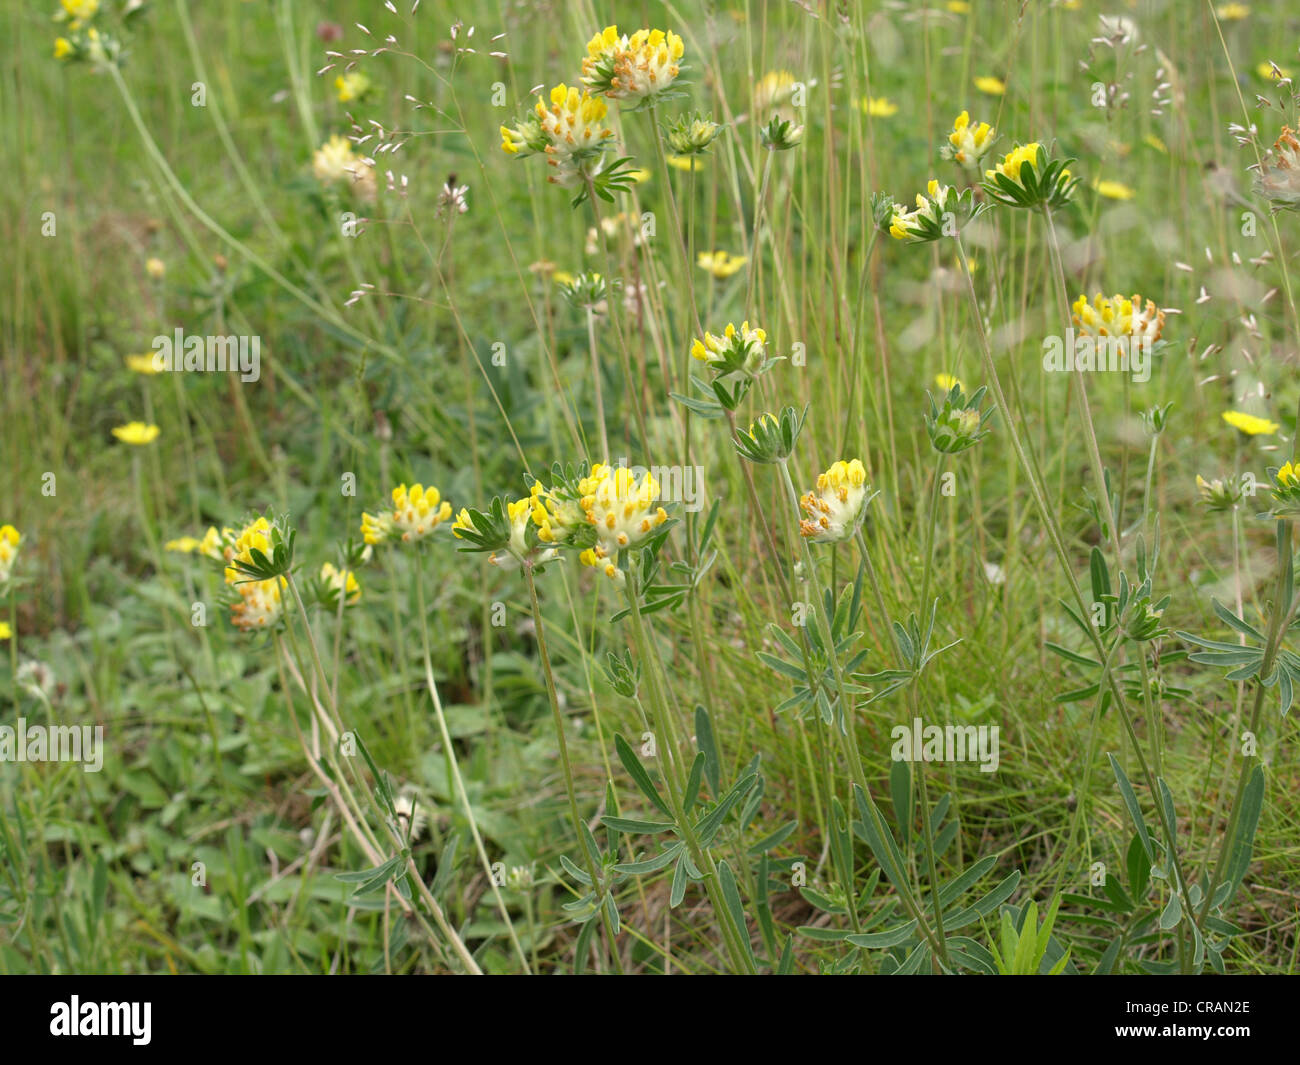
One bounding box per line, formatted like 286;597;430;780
1;0;1298;974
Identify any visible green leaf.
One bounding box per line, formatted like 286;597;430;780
1224;765;1265;897
600;816;676;835
717;860;758;972
845;921;918;949
1108;754;1153;860
889;758;911;849
694;705;721;795
614;733;672;818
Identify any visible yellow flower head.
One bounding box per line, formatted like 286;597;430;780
0;524;20;584
799;459;871;543
165;536;203;554
935;373;965;393
112;421;160;446
611;28;685;101
1216;3;1249;19
582;26;684;101
1093;178;1135;200
59;0;98;29
54;37;73;59
125;353;161;375
222;517;287;632
666;154;703;171
988;143;1040;184
363;484;453;546
531;482;586;547
533;84;614;186
1222;410;1278;437
1256;61;1293;82
320;562;361;605
754;70;800;116
577;464;668;581
1071;293;1165;343
312;134;376;202
859;97;898;118
690;321;768;375
335;70;371;103
145;257;165;280
944;110;995;167
697;250;747;279
974;76;1006;96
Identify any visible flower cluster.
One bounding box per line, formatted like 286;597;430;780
582;26;685;103
691;321;769;376
889;181;978;243
452;463;666;581
313;135;377;203
942;110;995;168
1269;462;1300;517
1071;293;1166;342
799;460;873;544
362;484;454;546
982;143;1078;209
223;517;287;632
926;383;994;455
576;464;668;581
1195;474;1246;512
52;0;118;65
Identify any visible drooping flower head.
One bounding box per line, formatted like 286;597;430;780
799;460;873;543
942;110;995;167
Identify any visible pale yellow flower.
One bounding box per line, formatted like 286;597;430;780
1222;410;1278;436
1093;178;1136;200
112;421;160;445
858;97;898;118
125;354;161;375
697;250;747;279
974;76;1006;96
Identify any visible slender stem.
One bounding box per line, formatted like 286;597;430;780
525;566;624;973
413;550;532;972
